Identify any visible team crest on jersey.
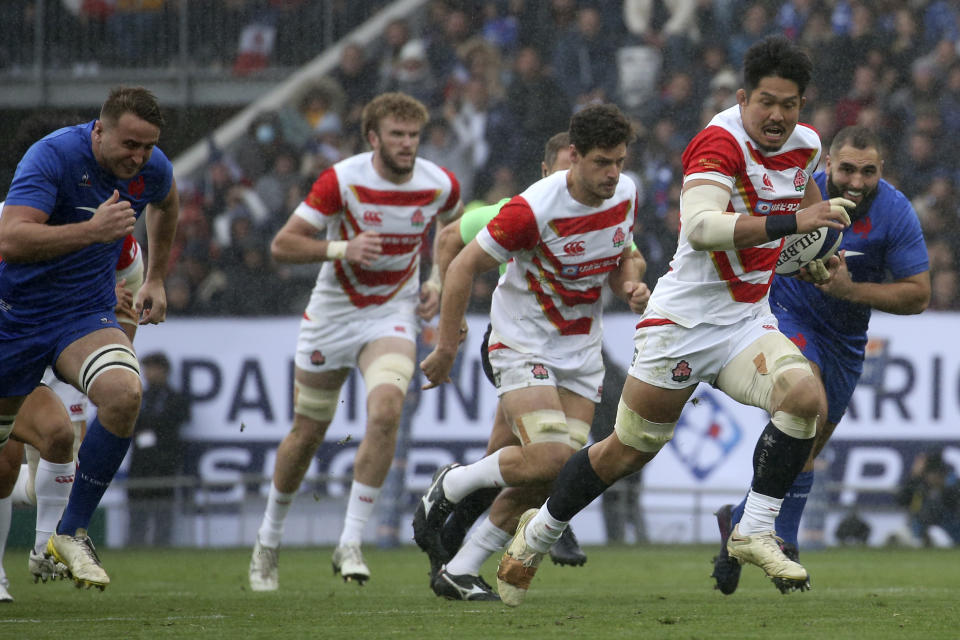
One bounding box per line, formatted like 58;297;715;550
612;227;626;248
363;210;383;226
761;174;774;192
671;359;692;383
78;171;91;187
852;216;871;238
128;176;145;198
310;350;326;366
793;169;806;191
411;209;425;227
531;363;549;380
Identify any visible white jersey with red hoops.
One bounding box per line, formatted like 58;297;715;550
648;104;821;327
294;152;460;322
477;170;637;356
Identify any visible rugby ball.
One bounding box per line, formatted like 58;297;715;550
775;226;843;277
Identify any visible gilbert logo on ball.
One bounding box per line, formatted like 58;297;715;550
775;226;843;277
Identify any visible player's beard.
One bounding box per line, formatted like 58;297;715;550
379;148;415;177
827;177;876;222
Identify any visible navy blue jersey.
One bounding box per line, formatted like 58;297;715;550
770;172;929;356
0;121;172;324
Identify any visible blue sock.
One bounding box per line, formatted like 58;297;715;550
58;417;131;536
731;495;746;527
774;470;814;547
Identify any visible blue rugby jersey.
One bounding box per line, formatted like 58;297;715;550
770;172;929;355
0;121;172;324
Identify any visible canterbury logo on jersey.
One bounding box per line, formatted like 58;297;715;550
563;240;585;255
362;210;383;225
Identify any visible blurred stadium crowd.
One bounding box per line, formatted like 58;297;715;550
6;0;960;316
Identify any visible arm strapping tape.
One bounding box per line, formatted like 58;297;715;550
680;183;738;251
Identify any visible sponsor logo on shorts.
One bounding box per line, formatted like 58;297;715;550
310;350;326;366
763;324;776;330
69;403;84;415
671;359;692;383
394;325;407;334
531;363;549;380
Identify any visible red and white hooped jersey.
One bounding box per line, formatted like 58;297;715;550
648;105;821;327
294;152;460;321
477;170;637;355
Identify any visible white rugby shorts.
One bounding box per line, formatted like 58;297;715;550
294;312;418;372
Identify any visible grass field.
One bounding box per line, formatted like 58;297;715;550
1;544;958;640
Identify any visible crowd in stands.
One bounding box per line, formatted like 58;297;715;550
7;0;960;315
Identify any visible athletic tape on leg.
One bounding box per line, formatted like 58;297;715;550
613;400;676;453
78;344;140;395
513;409;569;445
363;353;415;394
293;381;340;422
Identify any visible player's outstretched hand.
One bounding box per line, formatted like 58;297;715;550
420;346;456;390
622;281;651;314
812;250;855;295
796;197;855;233
91;190;136;242
345;230;382;267
135;278;168;325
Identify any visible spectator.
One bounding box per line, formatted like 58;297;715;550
552;7;619;110
897;449;960;546
623;0;700;73
232;111;291;183
380;39;440;108
127;352;190;547
426;7;472;83
727;2;773;67
330;42;378;136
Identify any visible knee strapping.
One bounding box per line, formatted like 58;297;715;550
613;400;676;453
78;344;140;395
513;409;569;445
363;353;415;394
771;410;816;439
293;381;340;422
769;355;817;439
566;418;591;449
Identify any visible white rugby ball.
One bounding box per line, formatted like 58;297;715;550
775;226;843;277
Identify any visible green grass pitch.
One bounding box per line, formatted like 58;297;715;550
1;545;959;639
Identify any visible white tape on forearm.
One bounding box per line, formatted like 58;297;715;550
680;184;739;251
326;240;348;260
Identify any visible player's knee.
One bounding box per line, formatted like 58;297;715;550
365;388;404;431
79;344;140;397
512;409;569;447
772;359;821;420
363;353;414;395
293;382;339;423
613;399;677;453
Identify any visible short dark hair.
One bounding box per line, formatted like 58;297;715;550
543;132;570;169
100;86;165;129
568;103;635;156
743;35;813;96
140;351;171;369
829;125;883;159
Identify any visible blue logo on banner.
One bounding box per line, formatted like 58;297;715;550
670;390;742;479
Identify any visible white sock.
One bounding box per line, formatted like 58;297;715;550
525;505;567;554
10;464;34;506
738;489;782;536
258;483;296;548
445;517;511;576
338;481;380;547
442;450;505;503
34;459;73;554
0;496;10;582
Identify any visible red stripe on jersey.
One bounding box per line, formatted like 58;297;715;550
738;245;780;272
486;197;539;252
524;271;593;336
351;185;440;206
347;254;418;286
438;167;461;215
115;234;139;270
636;317;676;329
529;256;603;304
682;126;745;178
305;168;343;215
548;201;631;237
536;245;623;280
745;141;818;172
712;252;774;303
333;260;417;307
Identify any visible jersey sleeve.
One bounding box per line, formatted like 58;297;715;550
2;140;63;214
147;147;174;204
681;125;744;189
475;195;539;262
296;167;343;228
885;192;930;279
436;167;462;222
